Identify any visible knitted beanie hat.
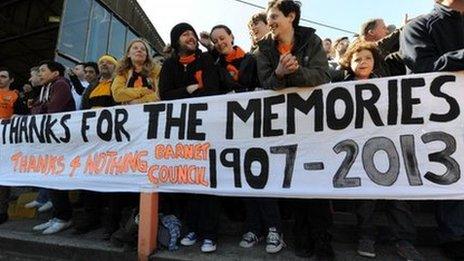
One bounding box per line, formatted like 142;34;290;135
170;22;198;52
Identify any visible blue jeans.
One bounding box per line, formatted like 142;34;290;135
436;200;464;242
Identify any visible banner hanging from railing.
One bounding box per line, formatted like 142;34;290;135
1;71;464;199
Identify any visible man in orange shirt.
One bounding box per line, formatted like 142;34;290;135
0;67;21;224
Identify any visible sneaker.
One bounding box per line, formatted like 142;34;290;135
24;200;42;209
180;232;197;246
266;227;285;254
357;239;376;258
33;218;56;231
37;201;53;212
200;239;217;253
42;219;72;235
396;240;424;261
239;231;261;248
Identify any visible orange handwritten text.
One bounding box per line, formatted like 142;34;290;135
147;165;208;187
84;150;148;175
10;151;65;175
154;142;210;160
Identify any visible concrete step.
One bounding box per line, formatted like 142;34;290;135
0;212;447;261
0;219;136;261
151;238;450;261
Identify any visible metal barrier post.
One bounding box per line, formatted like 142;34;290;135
138;192;159;261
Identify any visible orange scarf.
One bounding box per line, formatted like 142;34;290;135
179;54;203;88
225;46;246;63
225;46;246;81
277;43;293;55
134;76;143;88
194;71;204;89
226;64;239;81
179;54;196;65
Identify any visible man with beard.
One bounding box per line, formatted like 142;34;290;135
158;22;226;253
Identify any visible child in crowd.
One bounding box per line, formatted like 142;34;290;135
339;40;423;261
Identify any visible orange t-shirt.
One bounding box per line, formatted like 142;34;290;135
0;89;18;119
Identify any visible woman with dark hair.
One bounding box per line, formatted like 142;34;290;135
209;24;260;92
209;24;284;254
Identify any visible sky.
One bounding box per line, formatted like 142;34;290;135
137;0;434;52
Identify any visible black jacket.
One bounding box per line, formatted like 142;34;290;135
159;50;228;101
400;3;464;73
212;47;260;92
253;26;330;89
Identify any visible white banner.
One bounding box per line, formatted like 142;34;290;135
1;72;464;199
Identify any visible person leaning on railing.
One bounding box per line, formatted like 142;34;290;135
252;0;333;259
111;38;160;105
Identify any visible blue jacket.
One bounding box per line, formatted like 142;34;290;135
400;3;464;73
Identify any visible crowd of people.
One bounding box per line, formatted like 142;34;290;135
0;0;464;260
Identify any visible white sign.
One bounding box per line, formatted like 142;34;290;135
1;72;464;200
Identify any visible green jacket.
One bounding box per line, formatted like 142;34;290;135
253;26;330;89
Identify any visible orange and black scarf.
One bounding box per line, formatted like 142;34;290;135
179;54;204;88
225;46;246;81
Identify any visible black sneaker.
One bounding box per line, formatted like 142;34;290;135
357;239;376;258
396;240;424;261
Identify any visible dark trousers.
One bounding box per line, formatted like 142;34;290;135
436;200;464;243
50;189;72;221
185;195;220;241
78;190;102;223
245;198;281;235
105;192;138;233
0;186;10;214
293;199;332;250
356;200;416;242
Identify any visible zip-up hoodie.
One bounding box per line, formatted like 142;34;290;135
253;26;330;89
30;76;75;114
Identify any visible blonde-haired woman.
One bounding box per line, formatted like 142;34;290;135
112;38;160;104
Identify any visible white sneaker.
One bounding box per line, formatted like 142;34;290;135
42;219;72;234
24;200;42;209
239;231;261;248
265;227;285;254
37;201;53;212
180;232;197;246
200;239;217;253
33;218;56;231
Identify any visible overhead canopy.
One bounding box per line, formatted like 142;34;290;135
0;0;63;88
0;0;165;88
